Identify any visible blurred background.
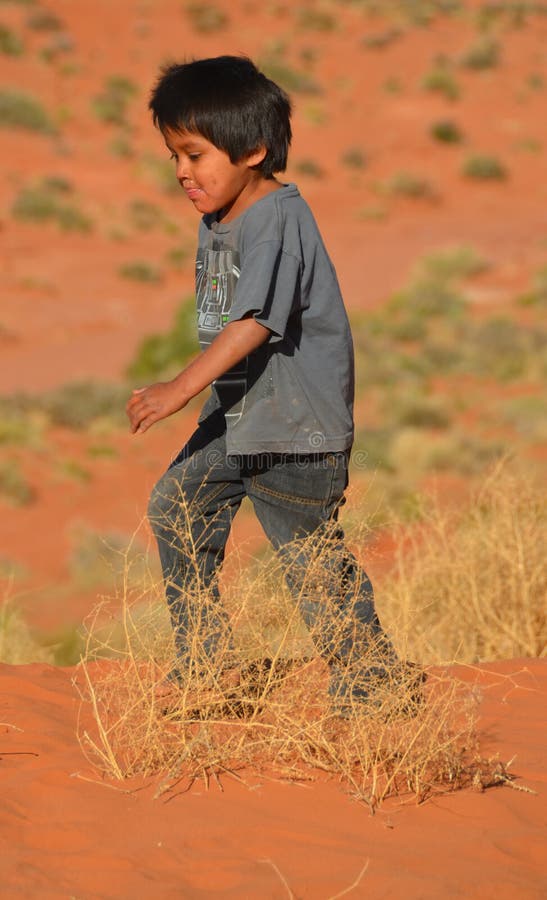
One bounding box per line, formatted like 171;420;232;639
1;0;545;664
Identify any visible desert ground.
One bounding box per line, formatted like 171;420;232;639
1;0;546;896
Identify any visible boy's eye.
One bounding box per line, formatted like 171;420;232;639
189;153;201;161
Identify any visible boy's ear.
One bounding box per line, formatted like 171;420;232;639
246;145;267;168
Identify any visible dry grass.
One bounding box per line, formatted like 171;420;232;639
379;461;546;664
71;467;541;811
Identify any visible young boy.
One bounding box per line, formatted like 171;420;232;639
126;56;401;711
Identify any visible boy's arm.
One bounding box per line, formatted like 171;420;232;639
126;315;270;434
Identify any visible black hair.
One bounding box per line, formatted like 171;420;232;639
149;56;292;178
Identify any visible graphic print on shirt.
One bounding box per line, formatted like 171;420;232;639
195;246;246;423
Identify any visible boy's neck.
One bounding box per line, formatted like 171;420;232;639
218;176;282;224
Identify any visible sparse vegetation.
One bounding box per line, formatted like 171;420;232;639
294;158;324;178
0;24;24;55
341;146;367;170
362;27;402;50
141;154;181;195
459;37;500;70
74;465;533;807
421;60;460;101
126;296;198;380
0;381;128;431
260;58;321;95
0;88;56;134
430;119;463;143
381;171;437;200
108;135;134;158
69;525;155;590
381;465;546;662
462;154;508;180
118;260;163;283
0;458;35;506
296;7;336;31
165;245;190;269
184;2;228;32
26;8;63;30
127;198;169;231
0;601;53;665
12;178;92;232
91;75;138;127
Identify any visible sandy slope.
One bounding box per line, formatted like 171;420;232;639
1;659;546;899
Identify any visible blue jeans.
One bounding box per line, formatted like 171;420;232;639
148;409;397;700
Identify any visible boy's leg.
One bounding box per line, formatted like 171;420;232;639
244;452;397;700
148;418;245;675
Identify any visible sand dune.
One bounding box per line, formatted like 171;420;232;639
1;659;545;898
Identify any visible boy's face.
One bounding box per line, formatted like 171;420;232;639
163;127;268;222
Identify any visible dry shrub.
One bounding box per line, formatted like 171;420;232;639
75;506;502;811
0;595;53;664
379;462;546;664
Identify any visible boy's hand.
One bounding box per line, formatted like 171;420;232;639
126;380;189;434
126;317;270;435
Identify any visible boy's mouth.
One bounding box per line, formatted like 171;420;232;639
183;184;203;201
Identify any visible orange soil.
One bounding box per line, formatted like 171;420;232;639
1;658;546;898
1;4;546;894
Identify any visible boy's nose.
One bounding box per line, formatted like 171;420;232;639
176;163;187;181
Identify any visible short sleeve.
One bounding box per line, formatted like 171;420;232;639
227;241;301;342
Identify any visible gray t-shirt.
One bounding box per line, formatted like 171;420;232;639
195;183;354;455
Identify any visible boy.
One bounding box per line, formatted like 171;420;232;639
127;56;402;712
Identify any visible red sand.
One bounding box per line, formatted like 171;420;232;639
1;658;546;898
2;2;547;896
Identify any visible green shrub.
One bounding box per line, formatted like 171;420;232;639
0;459;35;506
297;7;336;30
118;260;163;283
39;381;128;429
0;24;24;55
382;76;403;94
499;394;547;440
128;198;166;231
526;72;544;91
184;2;228;32
26;8;63;30
388;278;466;320
39;32;74;63
388;396;452;429
340;146;367;169
0;404;44;447
141;155;180;195
459;37;500;70
294;158;323;178
418;245;487;281
462;154;507;180
464;317;538;381
260;59;321;95
429;119;463;143
362;28;402;49
165;245;190;269
108;135;134;158
421;62;460;101
127;296;198;380
11;178;92;232
529;265;547;305
92;75;138;126
0;88;56;133
383;171;437;199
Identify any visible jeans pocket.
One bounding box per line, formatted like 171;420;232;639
250;452;348;512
